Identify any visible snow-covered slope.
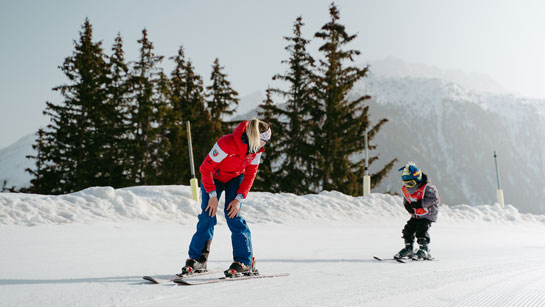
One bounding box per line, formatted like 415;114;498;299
224;90;264;121
0;133;34;189
368;57;511;95
1;185;545;307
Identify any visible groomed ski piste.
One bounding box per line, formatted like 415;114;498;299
1;185;545;306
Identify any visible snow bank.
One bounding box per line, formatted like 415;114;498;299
1;185;544;226
0;185;200;226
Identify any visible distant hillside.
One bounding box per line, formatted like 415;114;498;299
224;91;264;121
367;56;511;95
0;133;34;189
355;75;545;214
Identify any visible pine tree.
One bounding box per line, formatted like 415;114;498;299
146;72;171;185
313;3;396;195
66;18;111;191
38;99;78;193
27;18;111;194
268;16;318;194
127;29;164;185
105;33;132;187
25;129;58;194
162;46;191;183
154;70;184;184
205;58;239;141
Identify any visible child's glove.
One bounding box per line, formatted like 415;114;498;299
410;200;428;215
410;200;423;208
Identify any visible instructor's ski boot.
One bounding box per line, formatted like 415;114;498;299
178;258;207;277
413;244;433;260
224;257;259;277
394;243;414;260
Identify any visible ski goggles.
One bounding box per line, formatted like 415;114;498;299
402;179;418;188
260;127;272;142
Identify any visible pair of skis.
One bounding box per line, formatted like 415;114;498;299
143;269;289;286
142;269;220;284
373;256;435;263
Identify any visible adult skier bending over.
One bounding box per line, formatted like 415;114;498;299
180;118;271;277
394;162;440;260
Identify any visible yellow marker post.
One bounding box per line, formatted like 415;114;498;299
187;121;199;202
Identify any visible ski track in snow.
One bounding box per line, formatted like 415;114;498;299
1;222;544;307
368;258;545;307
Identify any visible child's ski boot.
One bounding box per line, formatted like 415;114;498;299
224;257;259;277
413;244;433;260
413;238;433;260
394;243;414;260
177;258;207;277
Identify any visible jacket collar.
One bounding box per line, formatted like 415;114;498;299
232;121;247;153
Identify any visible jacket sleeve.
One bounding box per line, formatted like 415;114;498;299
236;153;262;198
199;142;228;194
422;185;440;209
403;197;413;214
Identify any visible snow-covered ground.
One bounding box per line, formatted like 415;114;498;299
1;185;545;306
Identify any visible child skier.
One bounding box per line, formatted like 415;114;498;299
394;162;440;260
180;118;271;277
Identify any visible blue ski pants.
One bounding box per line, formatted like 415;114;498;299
188;174;253;266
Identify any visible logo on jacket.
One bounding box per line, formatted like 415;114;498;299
213;149;218;157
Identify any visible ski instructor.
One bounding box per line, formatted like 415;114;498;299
180;118;271;277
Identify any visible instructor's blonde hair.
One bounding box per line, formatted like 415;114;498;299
246;118;270;153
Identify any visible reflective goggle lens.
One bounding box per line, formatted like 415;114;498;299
403;180;417;188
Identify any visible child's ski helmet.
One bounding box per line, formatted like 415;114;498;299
399;162;422;187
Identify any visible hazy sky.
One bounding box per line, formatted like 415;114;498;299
1;0;545;148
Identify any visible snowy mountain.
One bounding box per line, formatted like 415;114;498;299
356;75;545;214
224;90;264;121
1;185;545;306
0;133;34;189
368;57;512;95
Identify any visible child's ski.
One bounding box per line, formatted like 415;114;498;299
173;272;289;285
373;256;406;263
410;257;436;261
373;256;436;263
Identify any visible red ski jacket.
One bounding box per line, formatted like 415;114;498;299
199;121;265;198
